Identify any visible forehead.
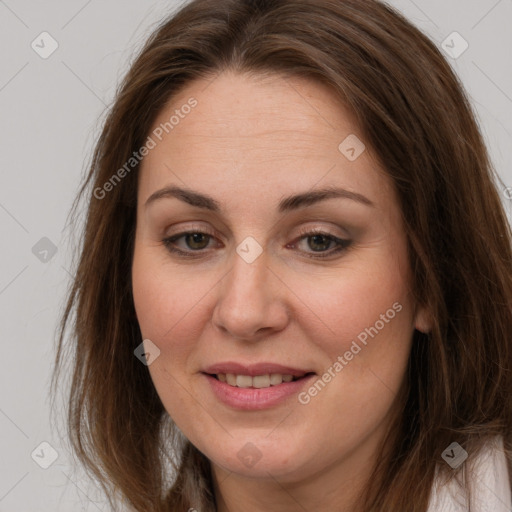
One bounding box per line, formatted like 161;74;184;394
147;70;356;148
137;71;394;209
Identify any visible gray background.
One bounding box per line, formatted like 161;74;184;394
0;0;511;510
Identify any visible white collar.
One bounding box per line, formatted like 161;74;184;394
427;436;511;511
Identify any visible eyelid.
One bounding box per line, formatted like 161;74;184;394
294;224;349;239
164;223;218;239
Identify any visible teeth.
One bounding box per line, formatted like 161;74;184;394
236;375;253;388
270;373;283;386
253;375;270;388
216;373;299;388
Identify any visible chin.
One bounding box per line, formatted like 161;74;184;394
196;431;315;480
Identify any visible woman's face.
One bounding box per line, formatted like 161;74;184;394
132;71;429;486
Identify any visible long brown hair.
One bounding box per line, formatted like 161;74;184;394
51;0;512;510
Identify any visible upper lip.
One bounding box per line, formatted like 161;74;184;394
203;362;315;377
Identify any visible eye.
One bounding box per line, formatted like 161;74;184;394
162;230;219;257
162;228;352;259
289;228;352;259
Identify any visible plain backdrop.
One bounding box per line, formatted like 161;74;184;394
0;0;511;510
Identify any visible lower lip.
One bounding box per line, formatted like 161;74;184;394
204;373;316;410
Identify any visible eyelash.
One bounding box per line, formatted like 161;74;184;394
162;227;352;260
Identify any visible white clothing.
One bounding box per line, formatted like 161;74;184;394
427;436;511;511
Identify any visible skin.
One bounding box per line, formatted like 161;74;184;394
131;70;431;512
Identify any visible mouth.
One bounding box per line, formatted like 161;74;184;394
209;372;314;388
201;362;317;410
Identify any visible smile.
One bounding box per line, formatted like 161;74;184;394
202;363;316;410
214;373;305;388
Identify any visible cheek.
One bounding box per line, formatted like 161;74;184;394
291;269;413;458
289;248;415;421
131;244;217;368
293;252;413;356
132;239;185;334
131;248;209;428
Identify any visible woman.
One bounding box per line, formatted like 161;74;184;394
52;0;512;511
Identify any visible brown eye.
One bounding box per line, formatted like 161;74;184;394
291;230;352;259
184;233;211;250
307;234;334;252
162;231;217;257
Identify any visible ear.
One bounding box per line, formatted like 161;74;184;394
414;304;432;334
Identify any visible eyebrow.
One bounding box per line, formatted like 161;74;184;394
144;185;375;213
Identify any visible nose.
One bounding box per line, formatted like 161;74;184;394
211;247;290;341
